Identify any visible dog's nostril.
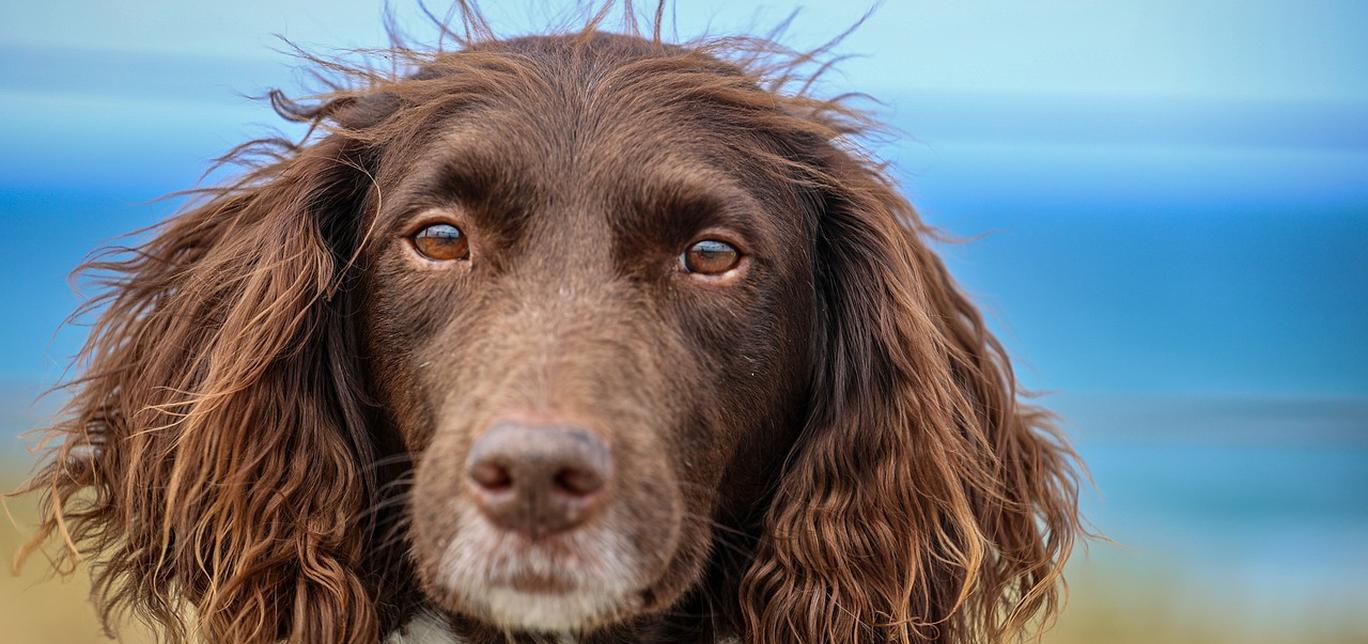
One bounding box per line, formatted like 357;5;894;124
553;466;604;496
469;461;513;491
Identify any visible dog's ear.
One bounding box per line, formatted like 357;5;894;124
739;143;1082;643
17;120;390;642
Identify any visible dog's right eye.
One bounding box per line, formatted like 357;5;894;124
412;223;470;261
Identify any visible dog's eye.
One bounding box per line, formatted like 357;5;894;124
412;223;470;261
679;240;740;275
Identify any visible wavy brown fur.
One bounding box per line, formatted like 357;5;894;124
737;143;1080;643
13;2;1081;642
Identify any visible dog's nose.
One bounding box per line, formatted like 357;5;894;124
465;421;612;537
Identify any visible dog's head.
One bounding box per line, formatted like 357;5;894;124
21;23;1080;644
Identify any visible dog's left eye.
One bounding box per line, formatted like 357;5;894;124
412;223;470;261
679;239;741;275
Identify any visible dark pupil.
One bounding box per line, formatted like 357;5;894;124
689;240;735;271
414;223;468;260
695;240;729;259
421;224;462;243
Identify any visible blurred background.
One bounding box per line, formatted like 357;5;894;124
2;2;1365;642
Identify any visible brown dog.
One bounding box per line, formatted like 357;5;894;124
19;8;1082;644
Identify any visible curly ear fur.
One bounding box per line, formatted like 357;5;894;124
15;130;391;642
738;143;1082;643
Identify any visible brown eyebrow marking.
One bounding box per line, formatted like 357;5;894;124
385;130;543;241
613;163;769;248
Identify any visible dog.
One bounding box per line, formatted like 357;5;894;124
18;6;1082;643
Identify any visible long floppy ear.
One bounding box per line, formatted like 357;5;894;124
739;144;1082;643
16;126;389;642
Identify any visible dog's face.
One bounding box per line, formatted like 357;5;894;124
24;24;1081;644
359;36;816;631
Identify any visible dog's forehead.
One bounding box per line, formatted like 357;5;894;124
381;81;777;238
395;32;755;180
389;110;754;212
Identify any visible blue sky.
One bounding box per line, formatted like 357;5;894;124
5;1;1368;99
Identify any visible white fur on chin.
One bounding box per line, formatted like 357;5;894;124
437;505;641;632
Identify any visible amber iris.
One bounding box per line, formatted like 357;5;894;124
413;223;469;261
680;239;740;275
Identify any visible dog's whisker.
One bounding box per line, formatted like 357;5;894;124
366;452;419;471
